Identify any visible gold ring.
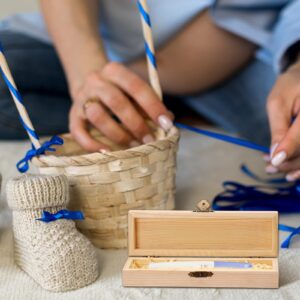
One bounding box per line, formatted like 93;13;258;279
82;98;100;115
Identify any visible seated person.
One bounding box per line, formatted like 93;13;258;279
0;0;300;181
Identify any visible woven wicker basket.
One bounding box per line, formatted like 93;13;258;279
32;126;179;249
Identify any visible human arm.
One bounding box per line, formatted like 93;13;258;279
263;1;300;180
40;0;172;152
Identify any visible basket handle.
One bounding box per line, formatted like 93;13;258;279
0;43;41;149
137;0;163;101
0;42;63;173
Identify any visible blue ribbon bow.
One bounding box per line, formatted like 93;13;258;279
37;209;84;223
17;135;64;173
279;224;300;248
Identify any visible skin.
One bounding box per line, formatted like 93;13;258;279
41;0;300;180
266;60;300;181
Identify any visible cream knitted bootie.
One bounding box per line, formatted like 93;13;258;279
6;174;99;292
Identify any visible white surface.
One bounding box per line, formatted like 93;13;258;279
149;261;216;269
0;130;300;299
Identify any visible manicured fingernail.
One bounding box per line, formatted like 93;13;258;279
286;174;296;182
271;151;287;167
129;140;141;148
99;149;109;153
158;115;173;131
270;143;279;158
142;134;154;144
265;165;278;174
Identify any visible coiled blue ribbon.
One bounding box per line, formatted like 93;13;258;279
212;180;300;212
37;209;84;223
17;135;64;173
176;122;300;248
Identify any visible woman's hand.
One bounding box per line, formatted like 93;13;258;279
69;62;173;152
266;61;300;181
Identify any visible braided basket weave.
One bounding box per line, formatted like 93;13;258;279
32;126;179;249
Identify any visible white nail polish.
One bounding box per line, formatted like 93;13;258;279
286;174;296;182
265;165;278;174
129;140;141;148
143;134;155;144
158;115;173;131
99;149;109;153
270;143;279;158
271;151;287;167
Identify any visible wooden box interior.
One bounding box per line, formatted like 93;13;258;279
128;210;278;257
123;210;279;288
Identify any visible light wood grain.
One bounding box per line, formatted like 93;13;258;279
123;257;279;288
128;210;278;257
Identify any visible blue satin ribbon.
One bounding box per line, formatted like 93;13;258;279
279;224;300;248
212;167;300;248
17;135;64;173
176;122;300;248
175;122;269;153
37;209;84;223
240;164;287;184
212;181;300;212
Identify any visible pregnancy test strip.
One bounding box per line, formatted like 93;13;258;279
148;261;252;269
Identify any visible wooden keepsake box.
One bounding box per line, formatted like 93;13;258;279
122;202;279;288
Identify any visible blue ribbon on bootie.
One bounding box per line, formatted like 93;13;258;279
17;135;64;173
279;224;300;248
37;209;84;223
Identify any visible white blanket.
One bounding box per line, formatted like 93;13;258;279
0;130;299;300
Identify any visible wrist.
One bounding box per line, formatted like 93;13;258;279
64;40;108;98
69;61;108;98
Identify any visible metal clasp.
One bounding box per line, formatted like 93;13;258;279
194;200;213;212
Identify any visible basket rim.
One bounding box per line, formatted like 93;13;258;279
32;126;179;168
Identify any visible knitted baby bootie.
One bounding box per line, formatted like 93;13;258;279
7;174;99;292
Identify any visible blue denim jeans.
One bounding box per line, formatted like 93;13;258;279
0;30;275;146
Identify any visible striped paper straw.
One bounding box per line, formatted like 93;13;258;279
0;43;41;149
137;0;163;100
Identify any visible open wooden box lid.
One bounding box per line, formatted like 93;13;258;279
128;210;278;257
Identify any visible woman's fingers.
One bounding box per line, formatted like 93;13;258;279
268;109;300;168
286;170;300;182
70;62;175;153
85;101;139;146
266;96;291;165
92;80;155;143
102;62;173;130
69;104;110;152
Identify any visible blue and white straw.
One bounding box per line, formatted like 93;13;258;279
0;43;41;149
0;42;63;172
137;0;163;100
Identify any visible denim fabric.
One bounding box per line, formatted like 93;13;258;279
0;31;273;146
0;30;71;139
184;59;275;147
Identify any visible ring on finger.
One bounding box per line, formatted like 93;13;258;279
82;98;101;116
